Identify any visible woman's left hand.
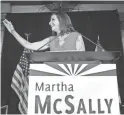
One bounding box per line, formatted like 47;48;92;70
3;19;15;33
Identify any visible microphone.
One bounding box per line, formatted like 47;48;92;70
80;33;106;52
37;32;105;52
80;33;122;63
37;35;60;51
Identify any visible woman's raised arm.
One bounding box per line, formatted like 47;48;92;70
3;19;50;51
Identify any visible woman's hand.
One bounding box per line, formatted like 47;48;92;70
3;19;15;33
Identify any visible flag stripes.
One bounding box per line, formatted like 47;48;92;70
11;49;32;114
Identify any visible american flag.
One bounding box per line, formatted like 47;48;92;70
11;48;33;114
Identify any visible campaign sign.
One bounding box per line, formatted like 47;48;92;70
27;63;120;115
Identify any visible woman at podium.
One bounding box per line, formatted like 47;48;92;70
3;12;85;52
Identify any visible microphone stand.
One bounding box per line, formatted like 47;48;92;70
37;35;60;51
81;33;106;52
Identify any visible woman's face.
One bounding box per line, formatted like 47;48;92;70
49;14;60;33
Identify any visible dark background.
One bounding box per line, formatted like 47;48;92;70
1;10;124;113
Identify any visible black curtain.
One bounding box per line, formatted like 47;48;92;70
1;10;124;113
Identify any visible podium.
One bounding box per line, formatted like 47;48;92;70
26;51;121;115
27;51;120;63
